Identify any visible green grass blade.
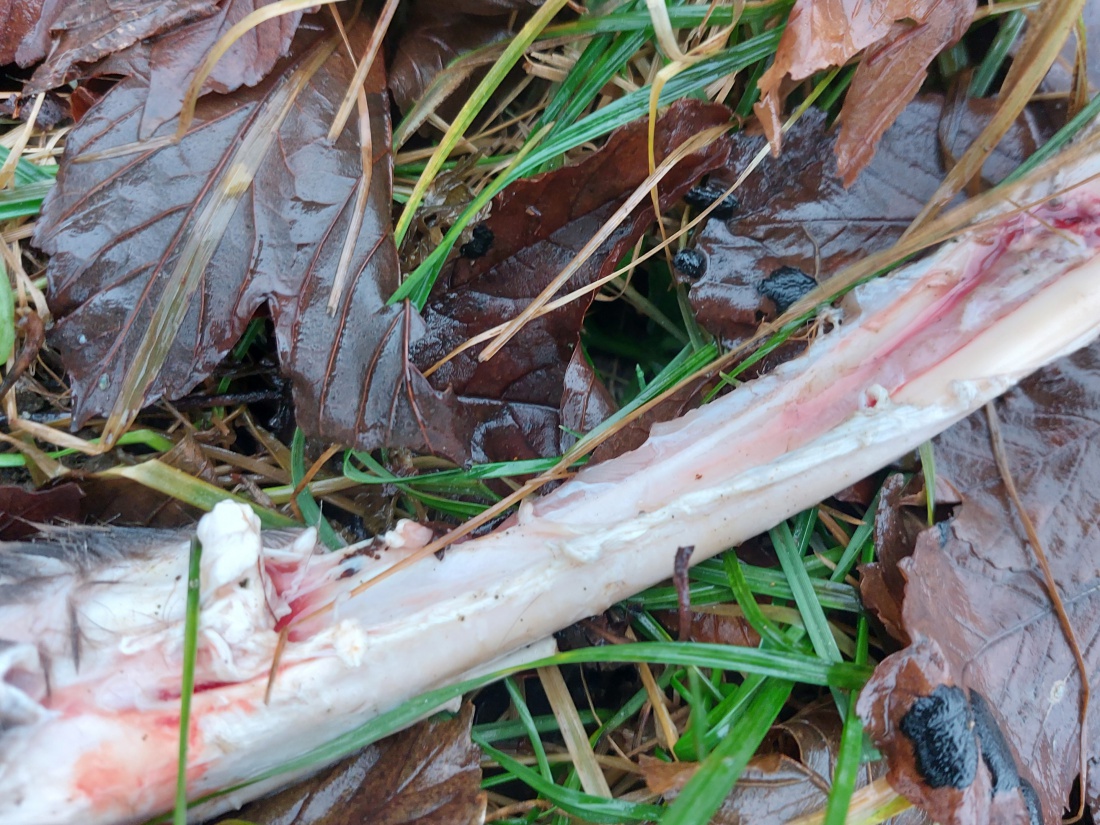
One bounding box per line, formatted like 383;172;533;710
474;711;597;743
290;428;343;549
567;341;718;459
0;257;13;363
919;440;936;526
546;0;792;37
829;486;880;583
0;180;52;221
541;26;649;142
0;430;178;468
101;459;297;527
475;736;665;822
537;29;617;130
173;537;203;825
824;537;875;825
0;145;57;183
661;679;794;825
770;519;842;664
546;642;871;688
634;556;862;613
393;0;571;245
970;10;1027;98
1001;91;1100;187
722;553;793;649
394;27;782;307
823;613;870;824
504;677;554;780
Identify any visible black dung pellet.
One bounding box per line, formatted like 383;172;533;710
673;248;707;279
970;692;1042;824
899;684;978;790
758;266;817;313
460;223;494;259
684;183;739;219
1018;781;1043;825
970;692;1020;795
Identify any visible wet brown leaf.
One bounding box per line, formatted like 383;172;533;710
858;339;1100;824
410;98;731;462
388;1;515;115
220;705;484;825
21;0;221;87
755;0;975;183
860;473;960;645
95;0;305;138
860;475;927;646
76;475;201;527
0;483;83;539
0;0;45;65
685;97;1049;347
411;0;537;15
35;20;469;460
659;608;761;648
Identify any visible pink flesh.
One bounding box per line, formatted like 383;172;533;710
4;158;1100;825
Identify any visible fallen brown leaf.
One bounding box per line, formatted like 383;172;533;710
99;0;306;138
218;705;484;825
35;18;470;460
22;0;222;88
410;98;731;462
388;0;515;116
754;0;975;183
0;483;83;539
685;96;1050;347
859;339;1100;824
0;0;45;64
659;607;761;648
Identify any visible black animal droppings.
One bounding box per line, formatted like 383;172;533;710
899;686;1043;822
673;248;707;280
758;266;817;313
970;692;1043;825
684;182;739;219
1018;780;1043;825
899;684;978;790
460;223;494;259
969;692;1020;795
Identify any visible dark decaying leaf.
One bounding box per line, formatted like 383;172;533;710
859;472;959;646
20;0;221;87
754;0;975;183
388;1;516;116
218;704;484;825
37;33;729;463
643;702;930;824
95;0;305;138
0;0;45;65
684;97;1049;347
659;608;760;648
0;483;83;539
75;476;201;528
411;0;538;16
588;375;711;464
410;98;731;461
36;20;462;460
858;339;1100;825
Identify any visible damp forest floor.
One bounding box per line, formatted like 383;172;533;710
0;2;1096;824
